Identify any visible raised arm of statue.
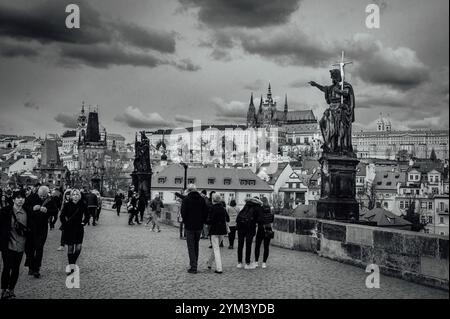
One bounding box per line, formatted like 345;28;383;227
309;81;326;93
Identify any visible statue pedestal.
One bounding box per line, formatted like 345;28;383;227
317;153;359;221
91;176;101;192
131;171;152;198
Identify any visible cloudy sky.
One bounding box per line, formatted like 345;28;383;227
0;0;448;141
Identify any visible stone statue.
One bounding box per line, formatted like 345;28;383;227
309;53;355;155
133;131;151;172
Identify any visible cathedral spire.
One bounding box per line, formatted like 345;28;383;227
249;92;254;107
267;82;272;99
284;94;288;112
259;94;263;113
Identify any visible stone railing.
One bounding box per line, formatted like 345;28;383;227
272;215;449;291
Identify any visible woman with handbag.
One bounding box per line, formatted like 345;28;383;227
0;189;30;299
57;189;72;251
59;189;89;275
253;197;274;269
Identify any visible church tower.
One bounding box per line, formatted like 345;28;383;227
246;92;256;127
77;101;87;142
284;94;288;122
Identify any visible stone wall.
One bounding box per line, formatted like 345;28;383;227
272;215;449;291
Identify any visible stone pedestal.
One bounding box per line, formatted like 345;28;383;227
317;153;359;221
91;176;101;192
131;171;152;198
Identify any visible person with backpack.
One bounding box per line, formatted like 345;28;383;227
127;192;140;225
254;197;275;269
236;196;263;270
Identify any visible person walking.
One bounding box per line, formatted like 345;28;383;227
206;194;230;274
254;197;274;269
47;189;61;231
59;189;89;275
93;190;102;224
127;192;140;225
226;200;239;249
114;192;123;216
57;189;72;251
0;189;30;299
148;193;164;232
236;197;263;270
23;185;51;278
175;191;186;239
137;191;148;223
200;190;210;239
180;184;208;274
85;190;98;226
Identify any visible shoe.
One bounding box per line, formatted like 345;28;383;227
93;223;97;226
214;270;223;274
28;268;34;276
187;269;197;274
57;246;64;251
33;272;41;278
262;263;267;269
253;262;259;268
244;264;255;270
129;222;135;225
208;245;212;249
157;229;161;233
207;265;212;270
236;263;243;269
1;290;9;299
8;290;16;299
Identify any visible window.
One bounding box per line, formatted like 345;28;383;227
383;202;388;209
208;178;215;185
240;180;248;186
248;180;256;186
421;202;427;209
188;178;196;184
386;182;392;186
440;202;445;211
405;201;410;208
416;189;420;195
158;192;164;200
224;178;231;185
428;202;433;210
376;202;381;208
421;216;427;224
23;161;26;165
304;137;309;144
428;216;433;224
175;178;183;184
158;177;166;184
246;193;251;198
440;217;445;224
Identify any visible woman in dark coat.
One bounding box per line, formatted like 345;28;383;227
254;197;274;269
0;189;30;299
59;189;89;275
206;194;230;274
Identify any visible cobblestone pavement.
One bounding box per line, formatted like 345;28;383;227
3;209;448;299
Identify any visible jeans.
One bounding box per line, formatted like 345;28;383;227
237;226;255;264
48;214;58;229
116;204;122;216
128;209;139;224
228;226;237;247
139;208;146;222
185;230;202;271
151;212;160;230
87;207;97;224
207;235;224;272
255;226;271;263
1;250;24;290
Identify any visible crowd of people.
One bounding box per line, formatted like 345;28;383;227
0;183;101;299
0;181;276;299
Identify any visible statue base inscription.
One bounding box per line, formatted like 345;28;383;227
317;153;359;221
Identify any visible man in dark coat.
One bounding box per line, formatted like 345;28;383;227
23;186;51;278
181;184;209;274
85;190;98;226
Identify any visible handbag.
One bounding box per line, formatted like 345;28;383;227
264;227;274;239
112;203;117;209
11;210;30;237
226;223;231;234
59;206;81;231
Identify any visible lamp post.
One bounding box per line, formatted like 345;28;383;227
181;162;188;191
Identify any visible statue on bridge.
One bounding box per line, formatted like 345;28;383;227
309;52;355;155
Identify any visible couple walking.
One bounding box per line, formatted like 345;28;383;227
181;184;229;274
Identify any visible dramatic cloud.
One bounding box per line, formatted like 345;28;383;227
179;0;302;28
243;79;264;91
212;98;247;118
114;106;172;129
0;1;198;71
54;113;77;129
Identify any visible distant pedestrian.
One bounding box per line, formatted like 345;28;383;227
148;193;164;232
127;192;140;225
206;194;230;274
0;189;30;299
236;197;263;270
93;190;102;224
47;189;61;230
226;200;239;249
181;184;208;274
200;190;210;239
85;190;98;226
175;191;186;239
114;192;123;216
254;197;274;269
59;189;89;275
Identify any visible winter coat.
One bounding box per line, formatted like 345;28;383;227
206;203;230;236
181;191;209;231
0;205;31;252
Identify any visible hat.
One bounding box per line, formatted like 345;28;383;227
187;184;197;192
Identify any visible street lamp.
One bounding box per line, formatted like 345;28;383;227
180;162;188;191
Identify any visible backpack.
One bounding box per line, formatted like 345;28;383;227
236;205;254;226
